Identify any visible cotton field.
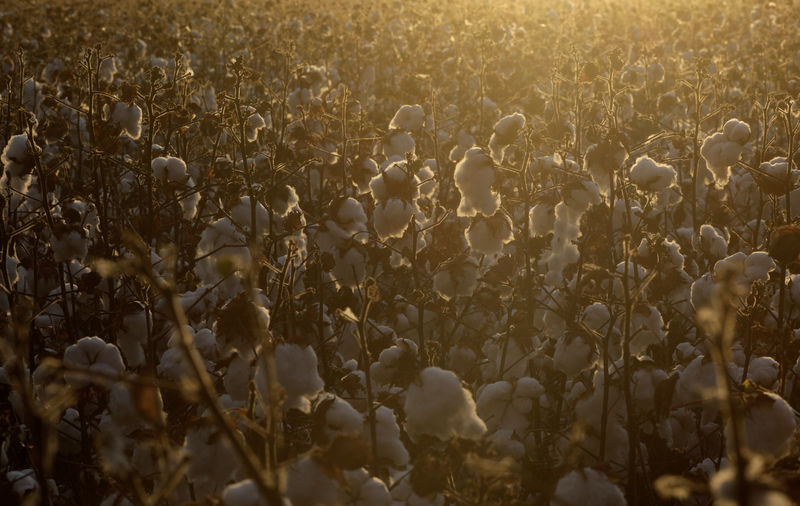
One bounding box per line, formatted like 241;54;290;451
1;0;800;504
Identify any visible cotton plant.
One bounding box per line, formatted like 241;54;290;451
389;104;425;131
549;468;627;506
111;100;142;139
63;336;126;388
700;118;751;188
488;112;525;163
369;160;421;240
454;147;500;217
543;180;602;285
465;210;514;256
403;366;486;441
432;254;479;301
255;342;324;413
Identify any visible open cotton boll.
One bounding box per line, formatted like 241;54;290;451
2;134;35;181
111;102;142;139
151;156;188;183
404;366;486;441
476;377;544;433
630;304;666;355
700;118;751;188
371;406;409;468
255;343;324;413
230;196;271;236
629;156;676;191
319;396;364;441
433;255;479;301
352;156;379;194
116;303;149;368
50;224;89;263
243;106;267;142
731;392;796;461
695;224;728;258
373;199;415;240
455;147;499;217
581;303;612;335
381;130;416;159
371;338;418;386
287;457;341;506
466;211;514;256
489;112;525;163
744;356;779;388
184;423;242;497
550;468;627;506
757;156;800;194
543;185;598;285
268;185;300;218
553;332;597;376
63;336;125;388
449;129;476;163
195;217;251;285
389;104;425;130
529;201;555;236
584;140;627;199
417;159;438;198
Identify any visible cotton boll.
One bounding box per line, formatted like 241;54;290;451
700;119;751;188
404;366;486;441
745;356;779;388
454;147;499;217
116;303;149;368
629;156;676;191
695;224;728;258
255;343;324;413
432;255;479;301
371;339;418;386
244;107;266;142
286;457;341;506
230;196;271;236
466;211;514;256
320;396;364;441
352;157;379;194
269;185;299;218
389;104;425;130
2;134;35;179
345;469;392;506
195;217;251;286
184;422;242;497
476;377;543;433
111;102;142;139
371;406;409;468
581;303;612;335
63;337;125;388
373;199;415;240
731;392;796;461
330;245;367;289
553;332;597;376
50;224;89;263
756;157;800;194
381;130;416;159
489;112;525;163
630;304;666;355
529;201;555;236
549;468;626;506
417;159;438;198
449;129;475;163
151;156;188;183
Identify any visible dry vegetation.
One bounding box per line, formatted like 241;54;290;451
2;0;800;504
